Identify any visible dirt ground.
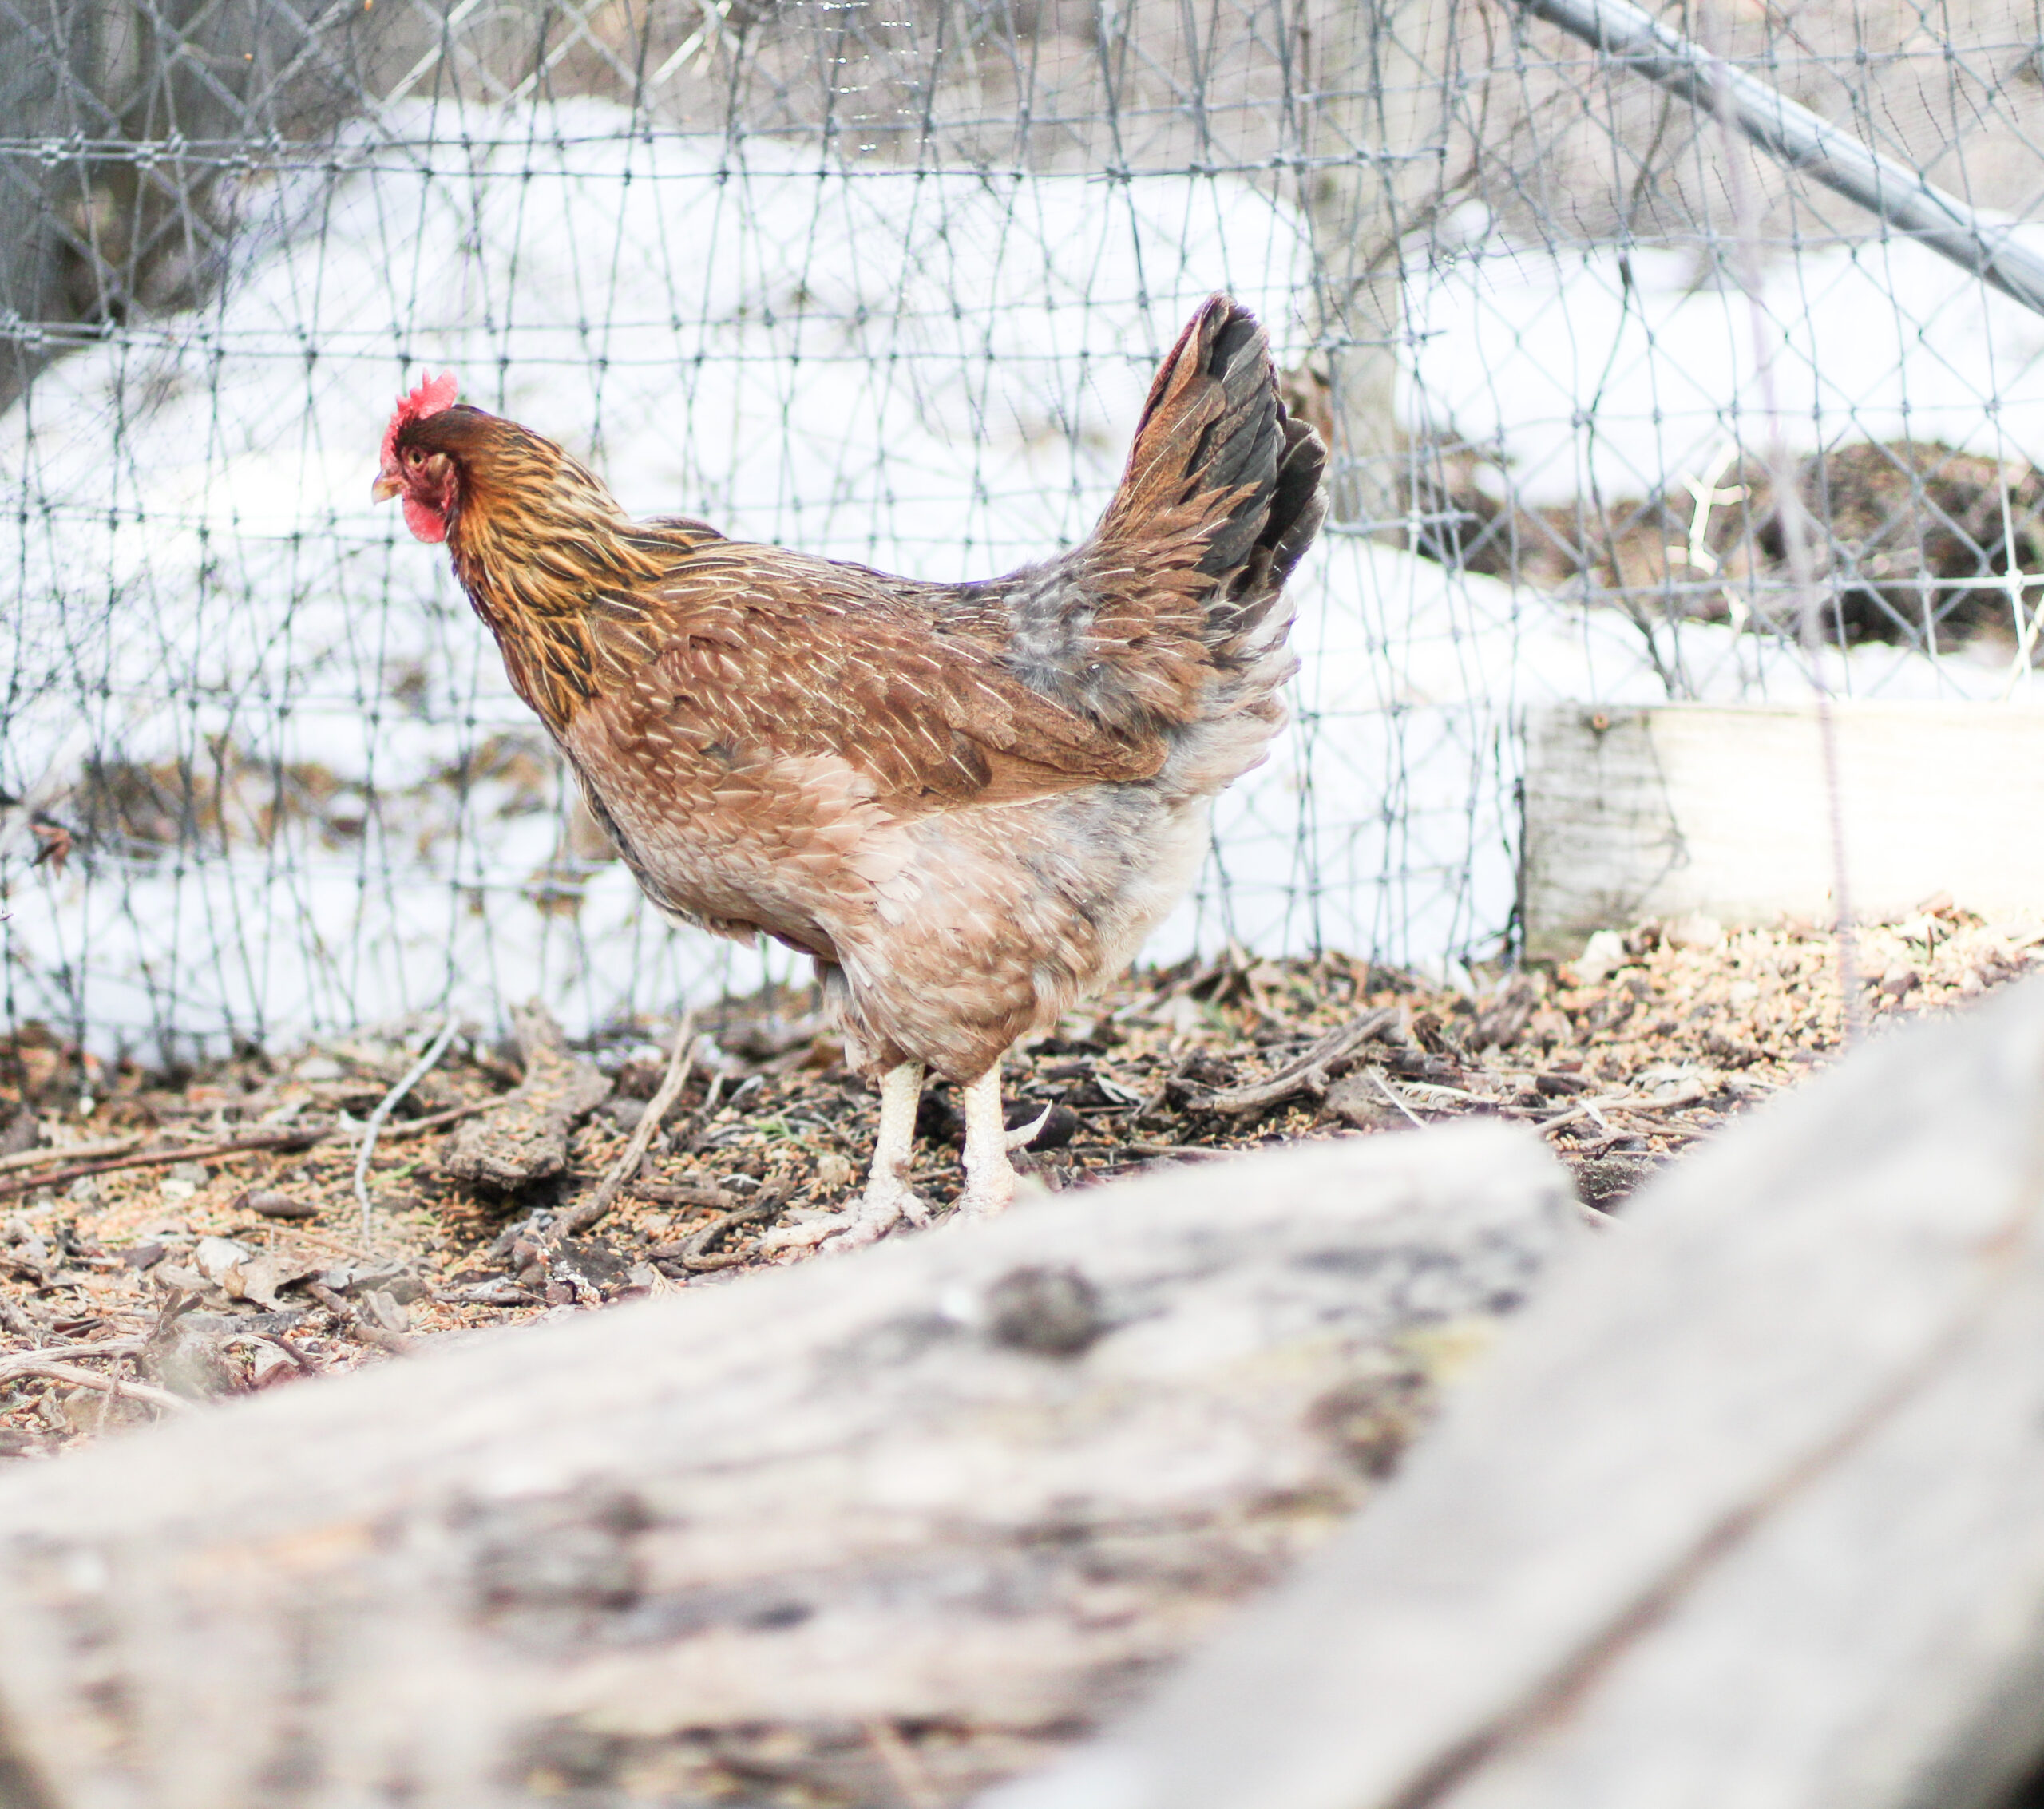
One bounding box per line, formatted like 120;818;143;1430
2;897;2035;1458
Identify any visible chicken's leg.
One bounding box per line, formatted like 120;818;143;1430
954;1065;1027;1222
763;1060;929;1253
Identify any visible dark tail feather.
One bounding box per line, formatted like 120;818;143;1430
1103;295;1327;659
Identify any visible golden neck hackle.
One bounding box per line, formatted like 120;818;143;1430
442;437;675;734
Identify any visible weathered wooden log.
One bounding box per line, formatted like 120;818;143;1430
1519;701;2044;956
0;1124;1578;1809
442;1001;612;1189
988;976;2044;1809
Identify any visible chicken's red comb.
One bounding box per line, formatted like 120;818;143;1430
381;371;460;465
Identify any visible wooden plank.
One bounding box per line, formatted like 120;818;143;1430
0;1125;1579;1809
1520;701;2044;959
981;976;2044;1809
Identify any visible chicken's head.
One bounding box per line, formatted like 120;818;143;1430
373;372;461;543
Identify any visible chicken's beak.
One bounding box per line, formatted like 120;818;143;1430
370;469;403;504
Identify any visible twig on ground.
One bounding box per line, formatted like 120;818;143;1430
0;1103;489;1204
0;1352;190;1415
0;1340;147;1383
366;1102;488;1141
226;1331;318;1373
224;1221;362;1259
356;1018;461;1245
305;1281;409;1356
634;1178;747;1211
0;1130;325;1201
1387;1078;1487;1106
1533;1104;1593;1139
0;1138;141;1177
1608;1090;1709;1114
553;1011;696;1243
1371;1071;1428;1129
652;1183;789;1272
1188;1007;1402;1115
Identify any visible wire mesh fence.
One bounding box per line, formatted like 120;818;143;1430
5;0;2044;1060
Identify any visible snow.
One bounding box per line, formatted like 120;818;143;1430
1405;236;2044;502
2;101;2032;1052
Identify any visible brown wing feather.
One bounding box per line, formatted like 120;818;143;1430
583;544;1163;812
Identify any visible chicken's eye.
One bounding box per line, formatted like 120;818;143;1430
404;447;423;467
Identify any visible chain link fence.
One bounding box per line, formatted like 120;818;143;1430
5;0;2044;1059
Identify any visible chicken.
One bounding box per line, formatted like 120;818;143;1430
373;295;1325;1247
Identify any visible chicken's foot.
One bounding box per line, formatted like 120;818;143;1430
762;1060;929;1253
954;1066;1022;1222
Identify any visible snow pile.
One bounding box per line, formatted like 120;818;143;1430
1;101;2026;1051
1407;236;2044;501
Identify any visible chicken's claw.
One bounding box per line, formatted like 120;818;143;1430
761;1175;929;1253
763;1059;932;1254
1003;1102;1054;1152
